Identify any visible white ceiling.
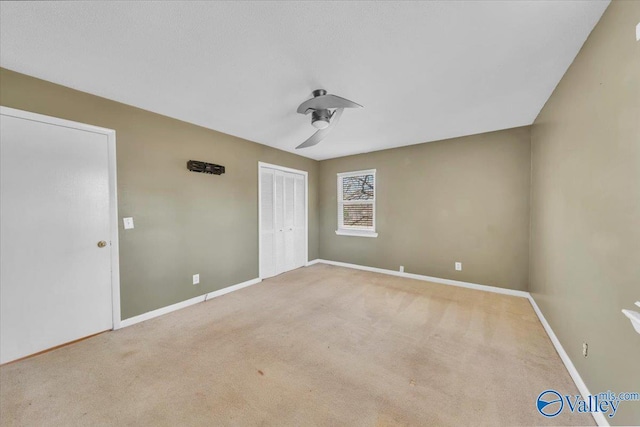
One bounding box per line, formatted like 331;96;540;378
0;1;608;160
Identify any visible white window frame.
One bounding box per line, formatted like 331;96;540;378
336;169;378;238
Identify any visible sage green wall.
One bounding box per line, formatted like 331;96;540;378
529;1;640;424
319;126;532;291
0;67;319;320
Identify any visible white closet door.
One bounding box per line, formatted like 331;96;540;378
274;172;286;275
259;168;276;278
259;164;307;279
293;174;306;268
283;172;296;272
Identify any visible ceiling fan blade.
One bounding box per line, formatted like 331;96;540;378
296;108;344;149
296;94;362;114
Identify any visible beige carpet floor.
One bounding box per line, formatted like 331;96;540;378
0;264;594;426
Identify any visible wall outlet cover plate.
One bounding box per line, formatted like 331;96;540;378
123;217;134;229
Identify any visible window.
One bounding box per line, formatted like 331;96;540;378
336;169;378;237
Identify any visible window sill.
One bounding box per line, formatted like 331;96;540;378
335;229;378;238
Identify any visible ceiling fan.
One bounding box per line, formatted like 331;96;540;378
295;89;363;149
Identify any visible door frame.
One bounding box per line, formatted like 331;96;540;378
258;161;308;279
0;106;122;330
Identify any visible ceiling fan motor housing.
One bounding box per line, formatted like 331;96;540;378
311;109;331;129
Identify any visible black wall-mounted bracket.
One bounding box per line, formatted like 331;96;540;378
187;160;225;175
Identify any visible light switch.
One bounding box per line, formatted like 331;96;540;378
123;217;134;230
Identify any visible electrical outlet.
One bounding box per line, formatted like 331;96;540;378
123;217;134;230
193;274;200;285
399;266;405;273
455;262;462;271
583;342;588;358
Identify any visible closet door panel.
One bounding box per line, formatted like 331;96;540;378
259;169;276;278
283;173;296;272
274;172;286;275
294;175;306;268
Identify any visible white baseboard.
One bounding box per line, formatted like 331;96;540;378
305;259;320;266
311;259;529;298
204;278;262;301
119;278;261;328
308;258;602;425
527;296;607;427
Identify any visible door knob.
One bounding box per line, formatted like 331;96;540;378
97;241;107;248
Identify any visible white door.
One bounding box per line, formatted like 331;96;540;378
259;164;307;279
0;110;115;364
293;174;306;268
259;168;276;278
282;172;296;272
274;171;286;275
